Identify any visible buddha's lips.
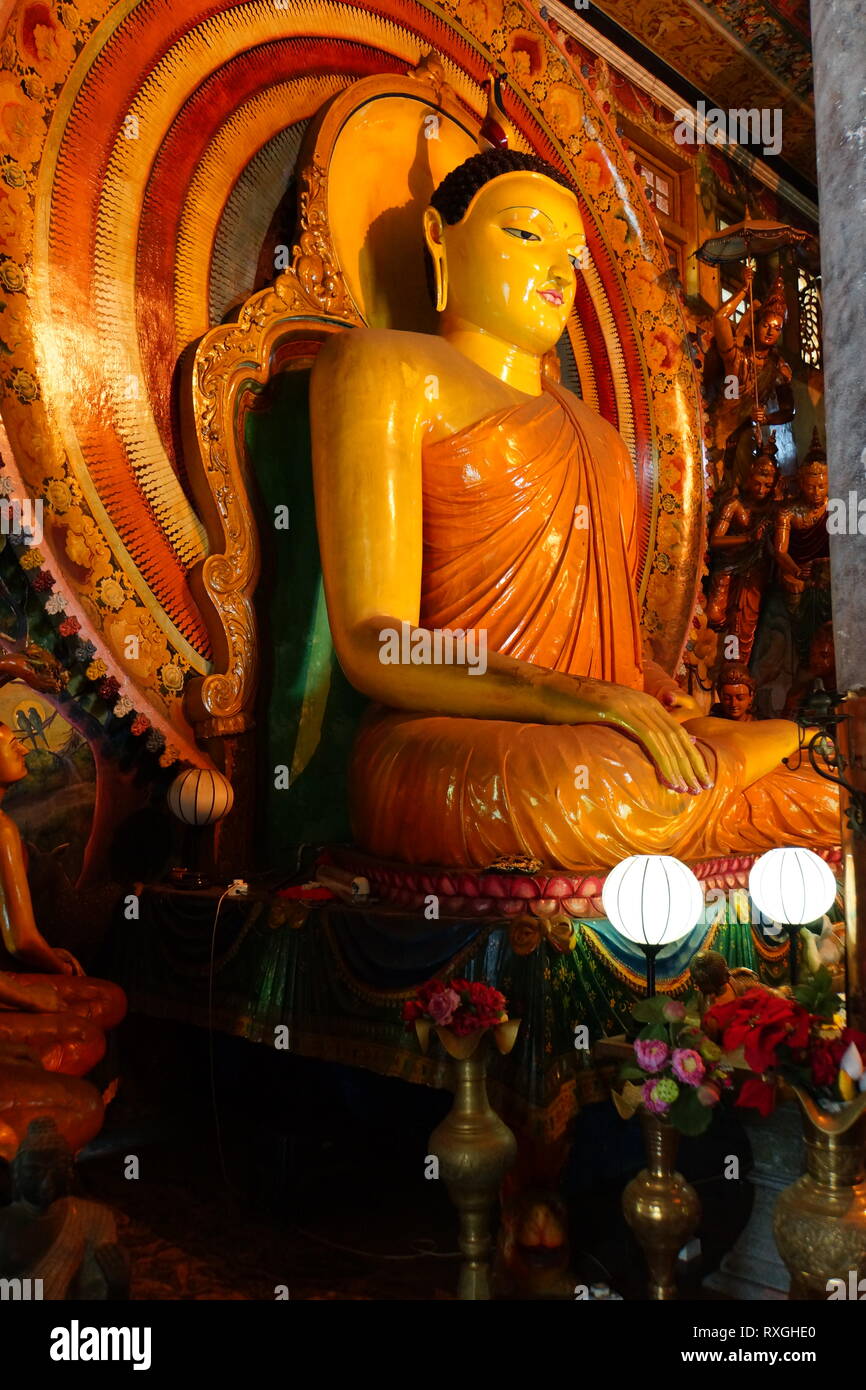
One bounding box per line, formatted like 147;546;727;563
538;288;564;306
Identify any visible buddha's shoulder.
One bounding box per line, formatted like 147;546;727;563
314;327;453;377
550;383;631;462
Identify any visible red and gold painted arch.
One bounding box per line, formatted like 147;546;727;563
0;0;706;754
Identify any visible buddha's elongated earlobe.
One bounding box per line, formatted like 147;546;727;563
431;247;448;313
423;206;448;313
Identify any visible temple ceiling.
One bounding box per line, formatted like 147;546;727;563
562;0;815;182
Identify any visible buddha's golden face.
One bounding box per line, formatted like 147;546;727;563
425;171;586;356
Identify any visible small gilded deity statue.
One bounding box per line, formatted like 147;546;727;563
708;268;794;489
773;435;830;617
706;449;778;664
709;664;757;722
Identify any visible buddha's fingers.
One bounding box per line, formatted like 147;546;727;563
650;706;712;791
630;714;699;795
677;724;713;789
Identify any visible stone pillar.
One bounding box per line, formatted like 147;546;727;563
703;1103;803;1300
811;0;866;1028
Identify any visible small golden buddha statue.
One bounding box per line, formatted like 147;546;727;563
706;450;777;664
689;949;773;1014
310;149;838;872
709;664;757;722
0;652;125;1155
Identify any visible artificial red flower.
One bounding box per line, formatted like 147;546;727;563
58;616;80;637
811;1039;844;1088
97;676;120;701
32;570;54;591
738;1076;777;1117
704;989;812;1072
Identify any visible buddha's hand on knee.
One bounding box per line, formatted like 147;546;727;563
586;685;713;795
52;948;85;977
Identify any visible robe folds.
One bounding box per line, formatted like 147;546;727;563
349;384;838;871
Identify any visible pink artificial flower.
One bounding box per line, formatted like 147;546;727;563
662;1000;686;1022
672;1048;706;1087
696;1084;721;1108
427;988;460;1027
634;1038;669;1073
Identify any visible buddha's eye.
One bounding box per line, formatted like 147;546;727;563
503;227;541;241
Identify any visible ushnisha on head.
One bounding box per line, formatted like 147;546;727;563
423;149;586;357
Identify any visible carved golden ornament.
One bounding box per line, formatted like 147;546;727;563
774;1089;866;1300
184;156;361;737
508;912;577;956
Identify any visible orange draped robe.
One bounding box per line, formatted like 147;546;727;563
350;383;838;871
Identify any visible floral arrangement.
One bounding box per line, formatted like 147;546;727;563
403;978;508;1037
703;968;866;1117
617;995;733;1135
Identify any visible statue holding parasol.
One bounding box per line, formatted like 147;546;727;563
699;214;818;490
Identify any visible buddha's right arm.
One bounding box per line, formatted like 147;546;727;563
0;817;65;972
310;334;710;792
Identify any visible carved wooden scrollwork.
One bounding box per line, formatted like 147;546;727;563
183;154;363;738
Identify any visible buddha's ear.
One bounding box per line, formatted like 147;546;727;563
422;204;444;249
423;206;448;314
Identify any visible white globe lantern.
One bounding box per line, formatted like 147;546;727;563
748;847;837;927
602;854;704;996
749;847;837;986
167;767;234;826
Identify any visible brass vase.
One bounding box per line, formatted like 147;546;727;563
773;1089;866;1299
622;1110;701;1300
423;1021;519;1300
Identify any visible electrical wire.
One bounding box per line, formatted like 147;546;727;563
296;1228;459;1261
208;886;237;1193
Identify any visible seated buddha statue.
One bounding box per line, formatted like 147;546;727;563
0;695;125;1156
309;149;838;873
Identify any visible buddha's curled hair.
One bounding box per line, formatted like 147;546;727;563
429;149;576;226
